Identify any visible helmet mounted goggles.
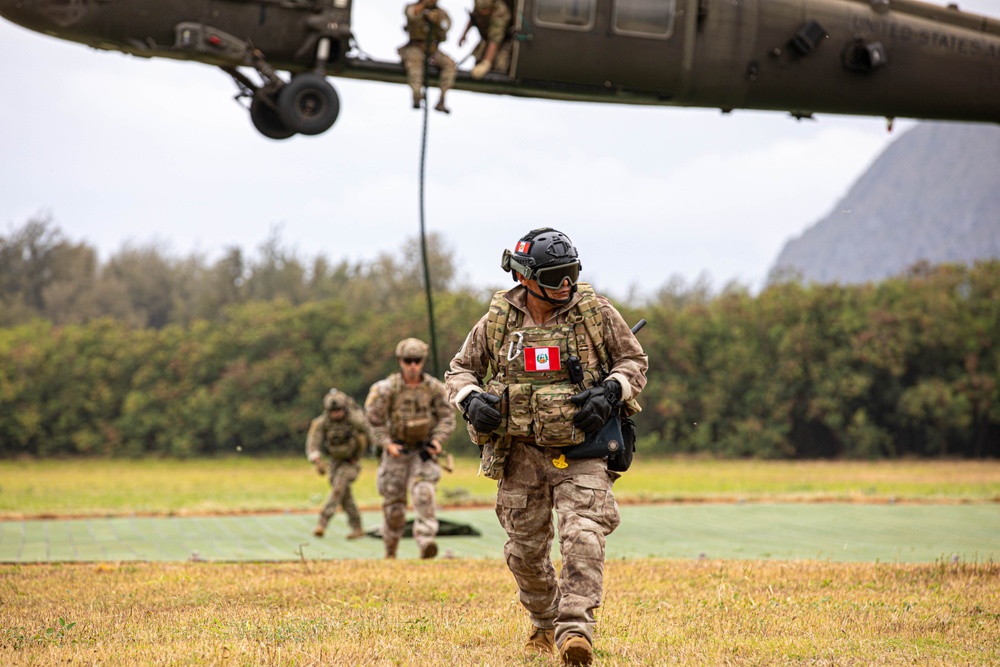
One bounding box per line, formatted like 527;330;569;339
503;252;581;289
533;260;581;289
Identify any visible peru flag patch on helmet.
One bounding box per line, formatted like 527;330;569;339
515;241;531;253
524;346;561;372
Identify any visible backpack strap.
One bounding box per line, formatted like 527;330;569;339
485;289;517;377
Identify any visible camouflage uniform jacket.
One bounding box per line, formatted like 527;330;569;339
365;373;456;449
471;0;511;45
445;284;647;440
403;3;451;51
305;408;373;463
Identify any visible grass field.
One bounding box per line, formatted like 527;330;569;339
3;559;998;665
2;458;999;665
2;457;999;518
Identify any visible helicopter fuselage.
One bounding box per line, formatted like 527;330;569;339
2;0;999;137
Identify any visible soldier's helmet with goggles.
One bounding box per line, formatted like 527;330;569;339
501;228;582;290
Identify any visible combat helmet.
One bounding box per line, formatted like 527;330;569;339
501;227;582;304
323;388;349;412
395;337;429;360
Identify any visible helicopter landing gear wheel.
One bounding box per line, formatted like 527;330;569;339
278;73;340;136
250;92;296;140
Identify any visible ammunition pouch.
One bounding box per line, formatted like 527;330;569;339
394;416;432;445
479;437;509;481
531;384;586;446
501;383;587;447
325;442;356;461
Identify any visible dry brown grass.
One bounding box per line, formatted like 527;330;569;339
3;558;998;666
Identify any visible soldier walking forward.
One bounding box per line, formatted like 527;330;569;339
445;228;647;666
366;337;456;559
305;388;373;539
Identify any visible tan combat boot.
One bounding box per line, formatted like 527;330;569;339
559;636;593;666
346;528;365;540
419;541;438;559
524;627;555;654
312;524;325;538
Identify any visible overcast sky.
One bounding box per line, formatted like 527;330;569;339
1;0;997;299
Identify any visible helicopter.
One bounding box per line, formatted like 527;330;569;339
1;0;998;140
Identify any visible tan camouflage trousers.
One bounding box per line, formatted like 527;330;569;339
318;460;362;531
472;39;512;73
495;440;621;648
376;449;442;555
398;44;456;98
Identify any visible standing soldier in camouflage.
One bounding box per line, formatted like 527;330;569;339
458;0;512;79
398;0;456;113
366;338;456;559
305;388;373;539
445;228;647;666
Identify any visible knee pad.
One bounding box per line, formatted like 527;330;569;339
386;504;407;530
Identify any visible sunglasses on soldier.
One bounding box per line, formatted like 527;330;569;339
401;357;424;365
534;261;581;290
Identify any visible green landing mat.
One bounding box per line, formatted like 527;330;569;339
1;504;997;564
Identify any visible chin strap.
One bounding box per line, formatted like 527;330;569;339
524;283;577;306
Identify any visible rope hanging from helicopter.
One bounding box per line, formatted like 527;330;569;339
348;30;442;375
418;32;440;377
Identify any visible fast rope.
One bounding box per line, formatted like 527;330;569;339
418;33;440;377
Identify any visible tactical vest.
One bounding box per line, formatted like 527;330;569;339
477;283;609;447
405;9;448;45
388;374;437;446
322;418;359;461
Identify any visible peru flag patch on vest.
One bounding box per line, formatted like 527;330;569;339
524;346;561;372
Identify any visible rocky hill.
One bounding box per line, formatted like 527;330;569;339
769;122;1000;285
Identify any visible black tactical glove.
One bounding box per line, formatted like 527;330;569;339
461;392;502;433
570;379;622;434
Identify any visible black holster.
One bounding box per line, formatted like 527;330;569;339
562;412;636;472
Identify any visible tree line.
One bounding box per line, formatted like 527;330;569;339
1;216;997;459
0;215;459;329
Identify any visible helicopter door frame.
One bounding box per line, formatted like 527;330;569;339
510;0;525;78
